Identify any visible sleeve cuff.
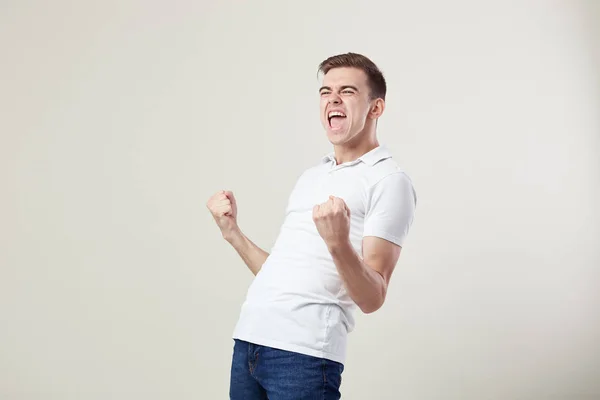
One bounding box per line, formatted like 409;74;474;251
363;229;405;247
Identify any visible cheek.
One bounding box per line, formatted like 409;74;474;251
351;106;369;124
320;99;328;112
348;113;363;128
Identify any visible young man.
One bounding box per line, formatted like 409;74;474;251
207;53;417;399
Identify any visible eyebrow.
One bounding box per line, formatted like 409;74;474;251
319;85;359;93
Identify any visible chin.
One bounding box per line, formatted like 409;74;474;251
327;132;350;145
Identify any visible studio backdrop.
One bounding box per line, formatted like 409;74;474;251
1;1;599;399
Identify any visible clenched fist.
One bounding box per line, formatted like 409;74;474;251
206;190;239;240
313;195;351;248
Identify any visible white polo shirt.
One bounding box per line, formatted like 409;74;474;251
232;145;417;364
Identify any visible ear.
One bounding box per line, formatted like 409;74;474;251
368;98;385;120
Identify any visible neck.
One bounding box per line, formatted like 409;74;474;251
333;134;379;164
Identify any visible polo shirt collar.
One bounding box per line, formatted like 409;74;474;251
321;145;392;167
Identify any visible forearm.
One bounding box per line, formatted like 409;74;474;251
225;228;269;276
328;240;386;313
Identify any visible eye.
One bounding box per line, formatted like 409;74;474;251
320;91;331;96
342;90;354;95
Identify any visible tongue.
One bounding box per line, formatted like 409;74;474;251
330;116;346;129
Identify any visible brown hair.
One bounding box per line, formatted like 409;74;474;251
318;52;387;101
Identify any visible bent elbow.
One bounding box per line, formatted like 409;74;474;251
358;298;385;314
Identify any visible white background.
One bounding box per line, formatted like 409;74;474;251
1;1;599;399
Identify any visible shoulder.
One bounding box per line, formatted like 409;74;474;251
362;165;417;245
369;158;416;195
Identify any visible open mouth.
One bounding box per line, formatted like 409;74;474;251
328;111;347;130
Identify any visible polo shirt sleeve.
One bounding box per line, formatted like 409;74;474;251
363;171;417;247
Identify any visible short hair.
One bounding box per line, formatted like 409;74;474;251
318;52;387;101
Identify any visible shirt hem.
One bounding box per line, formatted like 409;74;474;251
232;333;346;365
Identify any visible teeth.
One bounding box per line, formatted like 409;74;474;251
328;111;346;118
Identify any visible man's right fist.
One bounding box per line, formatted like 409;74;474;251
206;190;239;238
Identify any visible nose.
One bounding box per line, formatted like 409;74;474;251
328;93;341;104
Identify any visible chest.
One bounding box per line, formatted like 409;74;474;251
286;168;368;219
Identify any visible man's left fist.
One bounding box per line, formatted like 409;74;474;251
313;195;351;247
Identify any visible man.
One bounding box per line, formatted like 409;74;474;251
206;52;417;399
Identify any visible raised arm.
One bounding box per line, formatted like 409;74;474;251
327;235;400;313
313;172;416;313
206;190;269;275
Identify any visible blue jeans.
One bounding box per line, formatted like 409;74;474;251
229;339;345;399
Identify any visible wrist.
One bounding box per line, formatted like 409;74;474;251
327;237;352;256
223;226;243;244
